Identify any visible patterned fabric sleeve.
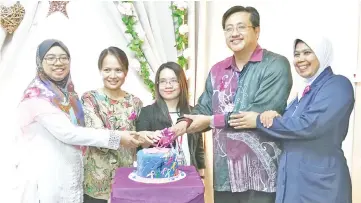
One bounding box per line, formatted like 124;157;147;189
81;92;111;153
81;92;105;129
109;130;122;149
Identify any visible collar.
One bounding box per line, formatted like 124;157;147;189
225;44;263;69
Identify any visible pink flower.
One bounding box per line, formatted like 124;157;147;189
128;111;137;121
24;87;40;99
156;128;176;148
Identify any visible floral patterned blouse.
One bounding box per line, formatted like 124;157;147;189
81;90;142;200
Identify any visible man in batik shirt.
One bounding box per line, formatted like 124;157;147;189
174;6;292;203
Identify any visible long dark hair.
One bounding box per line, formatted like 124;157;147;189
154;62;190;124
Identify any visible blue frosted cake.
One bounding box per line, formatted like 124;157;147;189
136;147;179;179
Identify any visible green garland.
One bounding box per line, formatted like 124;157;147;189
119;1;155;97
170;2;189;69
119;1;189;97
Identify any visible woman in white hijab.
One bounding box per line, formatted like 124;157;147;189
232;36;354;203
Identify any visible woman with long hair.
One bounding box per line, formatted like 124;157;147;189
136;62;205;172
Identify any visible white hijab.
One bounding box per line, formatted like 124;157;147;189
295;35;334;100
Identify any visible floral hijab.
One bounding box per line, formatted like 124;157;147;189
22;39;85;127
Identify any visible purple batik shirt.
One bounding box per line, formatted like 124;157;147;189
192;45;292;192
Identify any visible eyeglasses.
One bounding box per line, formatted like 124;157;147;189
224;24;254;35
158;79;179;86
43;55;69;65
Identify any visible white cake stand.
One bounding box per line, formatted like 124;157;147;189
128;170;186;184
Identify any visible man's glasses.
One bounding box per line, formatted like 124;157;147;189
224;24;254;35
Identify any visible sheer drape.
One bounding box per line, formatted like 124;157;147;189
193;1;214;202
0;2;189;202
352;2;361;202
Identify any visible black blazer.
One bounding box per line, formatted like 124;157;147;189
135;103;205;170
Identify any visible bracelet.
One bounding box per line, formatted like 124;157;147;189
176;117;193;128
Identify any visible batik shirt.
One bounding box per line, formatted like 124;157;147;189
193;45;292;192
81;90;142;199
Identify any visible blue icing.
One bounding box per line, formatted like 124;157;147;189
136;148;178;179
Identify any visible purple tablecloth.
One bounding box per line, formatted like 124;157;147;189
111;166;204;203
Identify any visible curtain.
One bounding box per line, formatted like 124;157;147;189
193;1;214;202
352;2;361;202
0;1;40;93
0;2;189;202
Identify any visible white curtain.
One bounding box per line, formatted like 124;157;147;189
192;1;214;202
0;1;40;90
0;2;187;202
0;1;42;202
0;28;6;55
352;2;361;202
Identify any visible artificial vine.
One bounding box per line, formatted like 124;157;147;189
118;1;189;97
170;1;189;69
119;1;155;97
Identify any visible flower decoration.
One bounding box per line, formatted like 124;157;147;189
119;1;155;97
182;48;190;59
117;2;134;16
119;1;190;96
171;1;189;70
156;128;176;148
178;24;189;35
128;111;137;121
173;1;188;10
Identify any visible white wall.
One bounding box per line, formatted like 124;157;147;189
205;0;360;173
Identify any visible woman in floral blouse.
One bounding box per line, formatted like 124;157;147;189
81;47;144;203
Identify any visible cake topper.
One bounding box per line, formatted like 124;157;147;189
156;128;177;148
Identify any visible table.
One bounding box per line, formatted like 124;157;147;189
111;166;205;203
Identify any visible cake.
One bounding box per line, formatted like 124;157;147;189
136;147;179;179
128;128;186;183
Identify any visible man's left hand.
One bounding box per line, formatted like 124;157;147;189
229;111;259;129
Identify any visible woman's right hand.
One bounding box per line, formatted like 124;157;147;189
139;131;159;147
260;110;281;128
119;131;140;148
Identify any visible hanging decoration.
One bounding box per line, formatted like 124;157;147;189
170;1;189;70
47;1;69;18
118;1;155;97
0;1;25;34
